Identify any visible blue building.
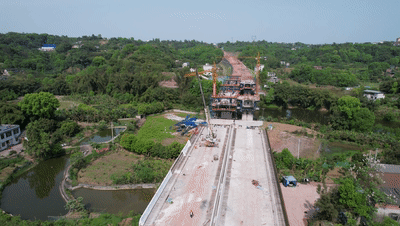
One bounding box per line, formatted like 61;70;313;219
0;124;21;151
39;44;56;51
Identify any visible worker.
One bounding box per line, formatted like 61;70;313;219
190;210;194;218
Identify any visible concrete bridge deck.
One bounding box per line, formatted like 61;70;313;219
140;120;286;226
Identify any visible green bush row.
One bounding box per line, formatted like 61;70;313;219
120;134;184;159
111;158;172;184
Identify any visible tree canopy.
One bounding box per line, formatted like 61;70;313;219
18;92;60;119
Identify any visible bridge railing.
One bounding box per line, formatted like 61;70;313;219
139;128;201;226
263;129;290;226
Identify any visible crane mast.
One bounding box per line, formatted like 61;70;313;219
195;69;215;144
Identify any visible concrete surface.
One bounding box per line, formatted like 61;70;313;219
142;120;285;226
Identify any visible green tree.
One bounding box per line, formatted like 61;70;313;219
92;56;106;66
337;96;361;119
332;96;375;132
25;118;62;158
18;92;60;119
0;102;25;125
351;107;375;132
60;120;80;137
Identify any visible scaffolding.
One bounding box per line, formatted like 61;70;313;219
210;52;260;120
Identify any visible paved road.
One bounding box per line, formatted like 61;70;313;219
216;125;285;225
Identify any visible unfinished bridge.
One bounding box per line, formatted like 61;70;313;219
139;119;288;226
139;53;288;226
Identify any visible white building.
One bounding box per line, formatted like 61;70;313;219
267;72;276;77
39;44;56;51
363;90;385;101
203;63;213;71
190;68;196;72
182;62;190;68
0;124;21;151
254;64;264;71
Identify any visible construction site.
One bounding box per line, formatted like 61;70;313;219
183;51;261;121
139;53;287;226
210;52;261;120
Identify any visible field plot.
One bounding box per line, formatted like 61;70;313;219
136;116;177;142
77;151;142;185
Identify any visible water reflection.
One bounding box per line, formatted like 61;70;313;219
0;156;69;220
72;188;155;216
256;108;331;125
25;157;67;199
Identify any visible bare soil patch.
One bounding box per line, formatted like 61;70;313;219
161;136;188;146
265;122;321;159
77;150;143;186
99;39;108;45
0;166;15;182
280;182;338;226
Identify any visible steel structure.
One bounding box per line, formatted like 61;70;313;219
210;52;260;120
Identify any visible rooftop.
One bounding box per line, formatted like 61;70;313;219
0;124;19;132
364;90;384;94
377;164;400;174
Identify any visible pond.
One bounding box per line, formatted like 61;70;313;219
0;154;154;220
72;188;155;216
0;155;69;220
80;128;125;145
321;142;363;157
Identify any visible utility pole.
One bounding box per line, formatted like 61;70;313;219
298;139;300;159
111;121;114;144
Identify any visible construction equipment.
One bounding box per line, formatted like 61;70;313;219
194;68;217;147
238;52;261;95
185;62;219;97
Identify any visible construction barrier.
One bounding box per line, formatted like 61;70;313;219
138;133;198;226
181;140;191;156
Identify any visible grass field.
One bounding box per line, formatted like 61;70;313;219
136;115;176;143
77;150;142;185
59;100;81;110
77;150;174;185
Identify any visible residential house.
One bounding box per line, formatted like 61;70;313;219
386;68;395;78
363;90;385;101
39;44;56;51
394;38;400;46
0;124;21;151
190;68;196;72
268;76;280;84
314;66;323;70
203;63;213;71
267;72;276;77
254;64;264;72
182;62;190;68
375;164;400;222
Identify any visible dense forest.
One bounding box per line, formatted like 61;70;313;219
220;40;400;86
1;32;400;225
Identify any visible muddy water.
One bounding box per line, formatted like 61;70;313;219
0;156;69;220
72;188;155;216
0;154;154;220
